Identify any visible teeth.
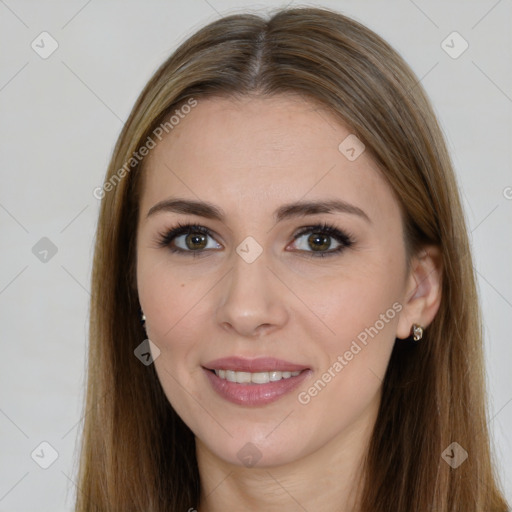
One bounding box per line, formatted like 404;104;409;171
214;369;301;383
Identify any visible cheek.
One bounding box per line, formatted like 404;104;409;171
308;255;403;395
295;282;400;443
137;252;210;346
138;260;209;419
319;256;402;343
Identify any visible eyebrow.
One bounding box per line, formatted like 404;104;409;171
146;198;371;224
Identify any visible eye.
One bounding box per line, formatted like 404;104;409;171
156;222;221;257
155;221;355;258
289;222;354;258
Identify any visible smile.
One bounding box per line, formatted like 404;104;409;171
213;369;302;384
202;357;311;406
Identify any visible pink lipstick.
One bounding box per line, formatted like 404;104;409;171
202;357;311;406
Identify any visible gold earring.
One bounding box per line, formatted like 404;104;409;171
411;323;424;341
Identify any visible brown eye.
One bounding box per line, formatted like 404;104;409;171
293;231;341;253
157;221;354;259
291;223;355;258
183;232;208;250
157;223;221;255
306;233;332;252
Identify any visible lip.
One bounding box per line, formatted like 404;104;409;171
202;357;312;407
203;367;311;406
203;356;309;373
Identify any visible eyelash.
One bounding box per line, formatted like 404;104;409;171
155;221;355;259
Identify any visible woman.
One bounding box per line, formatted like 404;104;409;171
76;6;510;511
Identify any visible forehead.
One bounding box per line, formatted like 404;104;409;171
139;94;401;229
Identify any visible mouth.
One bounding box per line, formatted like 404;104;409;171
202;357;311;406
210;368;302;384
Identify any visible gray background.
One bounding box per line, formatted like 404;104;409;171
0;0;511;510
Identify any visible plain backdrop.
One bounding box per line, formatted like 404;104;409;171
0;0;511;510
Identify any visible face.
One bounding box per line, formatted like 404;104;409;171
136;94;409;468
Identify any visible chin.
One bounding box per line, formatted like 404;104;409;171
196;424;314;469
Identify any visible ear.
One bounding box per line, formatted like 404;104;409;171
396;245;443;340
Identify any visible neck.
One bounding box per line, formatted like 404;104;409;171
195;394;379;512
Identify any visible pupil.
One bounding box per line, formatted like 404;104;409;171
309;233;329;251
187;233;206;249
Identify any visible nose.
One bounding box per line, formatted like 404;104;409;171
215;249;289;338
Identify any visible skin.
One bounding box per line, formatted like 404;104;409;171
136;94;443;511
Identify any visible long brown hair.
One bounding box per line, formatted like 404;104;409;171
74;7;509;511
